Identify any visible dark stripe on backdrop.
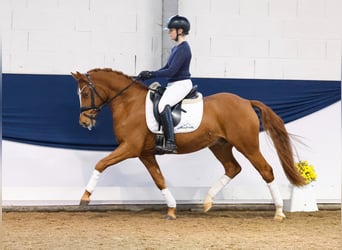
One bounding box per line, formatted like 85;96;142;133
2;74;341;150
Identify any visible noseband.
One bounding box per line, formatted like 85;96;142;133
79;73;136;121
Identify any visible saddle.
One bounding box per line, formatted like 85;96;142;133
149;82;199;128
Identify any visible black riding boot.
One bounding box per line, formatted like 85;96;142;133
160;105;177;153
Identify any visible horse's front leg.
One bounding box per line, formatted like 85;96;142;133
80;143;134;206
139;155;177;220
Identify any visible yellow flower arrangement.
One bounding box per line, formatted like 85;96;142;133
295;160;317;184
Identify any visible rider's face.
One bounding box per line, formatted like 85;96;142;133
168;28;183;41
168;28;177;40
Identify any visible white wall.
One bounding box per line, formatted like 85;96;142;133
1;0;162;75
2;102;341;206
180;0;342;79
1;0;342;79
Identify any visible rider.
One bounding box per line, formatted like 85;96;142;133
138;15;193;153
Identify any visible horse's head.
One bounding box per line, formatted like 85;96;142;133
71;71;107;130
71;69;141;131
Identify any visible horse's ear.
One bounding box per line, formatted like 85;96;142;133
71;72;78;80
71;71;85;81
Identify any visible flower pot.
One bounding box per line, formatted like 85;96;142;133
284;183;318;212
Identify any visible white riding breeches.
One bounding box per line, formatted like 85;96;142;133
158;79;193;113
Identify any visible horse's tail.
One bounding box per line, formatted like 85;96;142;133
250;100;306;186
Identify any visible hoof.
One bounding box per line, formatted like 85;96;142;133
203;202;213;213
274;208;286;222
274;214;285;222
79;200;90;207
166;207;176;220
165;214;176;220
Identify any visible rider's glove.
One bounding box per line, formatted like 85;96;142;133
138;71;154;80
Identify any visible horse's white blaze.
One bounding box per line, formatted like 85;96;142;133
204;175;231;203
78;85;87;108
161;188;176;208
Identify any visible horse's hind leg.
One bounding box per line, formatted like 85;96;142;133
243;149;286;221
139;155;177;220
204;140;242;212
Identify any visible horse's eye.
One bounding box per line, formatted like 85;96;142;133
81;92;89;98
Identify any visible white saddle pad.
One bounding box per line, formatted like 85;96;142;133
145;90;204;134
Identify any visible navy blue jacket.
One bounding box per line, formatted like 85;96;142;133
153;41;192;82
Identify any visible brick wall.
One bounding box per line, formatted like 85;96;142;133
1;0;162;75
181;0;342;79
2;0;342;80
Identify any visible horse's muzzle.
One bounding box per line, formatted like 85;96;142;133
79;111;97;130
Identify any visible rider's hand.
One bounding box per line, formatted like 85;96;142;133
138;71;154;80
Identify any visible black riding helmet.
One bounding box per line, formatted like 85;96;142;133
166;15;190;35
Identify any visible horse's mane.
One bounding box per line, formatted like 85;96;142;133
87;68;129;78
87;68;148;90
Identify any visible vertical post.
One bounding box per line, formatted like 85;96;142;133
162;0;179;65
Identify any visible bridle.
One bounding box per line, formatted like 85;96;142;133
78;73;136;122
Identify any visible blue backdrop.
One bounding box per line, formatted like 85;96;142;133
2;73;341;150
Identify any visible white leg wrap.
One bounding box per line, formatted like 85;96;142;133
86;170;100;194
161;188;176;208
267;180;283;207
205;175;232;202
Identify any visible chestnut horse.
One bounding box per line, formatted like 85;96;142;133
71;68;305;221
